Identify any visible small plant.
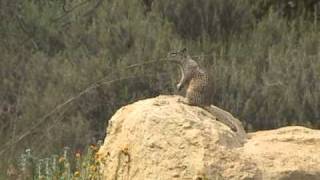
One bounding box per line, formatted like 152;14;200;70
11;142;103;180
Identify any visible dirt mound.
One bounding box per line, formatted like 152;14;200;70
97;95;320;180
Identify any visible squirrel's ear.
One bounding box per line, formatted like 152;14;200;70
180;48;188;57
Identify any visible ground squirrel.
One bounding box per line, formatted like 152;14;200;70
167;48;242;133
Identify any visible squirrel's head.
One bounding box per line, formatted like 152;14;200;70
167;48;188;62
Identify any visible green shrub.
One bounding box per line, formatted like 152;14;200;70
0;0;319;177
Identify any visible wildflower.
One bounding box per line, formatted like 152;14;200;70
90;144;98;151
58;156;65;163
76;152;81;159
25;149;31;157
74;171;80;177
90;165;97;172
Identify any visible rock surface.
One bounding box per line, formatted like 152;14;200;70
243;126;320;180
97;95;320;180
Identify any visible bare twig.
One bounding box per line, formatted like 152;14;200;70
0;66;170;157
83;0;104;17
15;15;39;50
52;0;91;23
0;54;213;156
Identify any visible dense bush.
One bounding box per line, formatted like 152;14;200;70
0;0;319;177
153;0;254;40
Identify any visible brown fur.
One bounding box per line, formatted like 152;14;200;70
167;48;238;132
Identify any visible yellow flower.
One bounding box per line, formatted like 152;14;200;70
90;165;97;172
74;171;80;177
58;157;65;163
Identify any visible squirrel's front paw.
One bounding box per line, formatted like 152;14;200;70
176;83;182;91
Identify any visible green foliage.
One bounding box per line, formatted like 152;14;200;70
154;0;254;40
6;144;102;179
0;0;319;178
203;13;320;130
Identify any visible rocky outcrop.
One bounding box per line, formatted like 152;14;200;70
243;126;320;180
97;95;320;180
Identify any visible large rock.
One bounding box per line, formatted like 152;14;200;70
97;95;320;180
243;126;320;180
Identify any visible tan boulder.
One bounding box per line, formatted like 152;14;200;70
97;95;320;180
243;126;320;180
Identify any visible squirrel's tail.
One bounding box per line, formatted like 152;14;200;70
203;105;247;139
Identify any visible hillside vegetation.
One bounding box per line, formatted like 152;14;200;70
0;0;319;178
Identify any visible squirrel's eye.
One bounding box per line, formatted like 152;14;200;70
170;52;177;56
